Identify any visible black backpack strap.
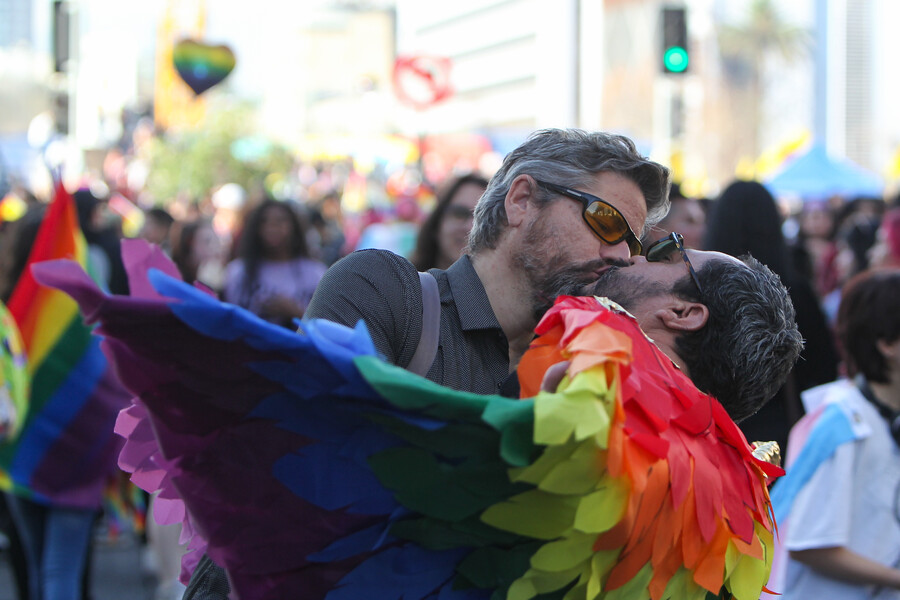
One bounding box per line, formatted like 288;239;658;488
406;271;440;376
183;554;231;599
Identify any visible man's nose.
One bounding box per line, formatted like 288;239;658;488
599;241;633;263
628;254;648;266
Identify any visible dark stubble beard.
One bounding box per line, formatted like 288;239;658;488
586;267;671;312
514;216;631;322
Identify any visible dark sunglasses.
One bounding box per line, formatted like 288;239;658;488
644;232;703;294
535;179;643;256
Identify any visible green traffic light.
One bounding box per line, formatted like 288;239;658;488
664;46;689;73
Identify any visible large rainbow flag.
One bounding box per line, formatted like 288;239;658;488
0;182;130;508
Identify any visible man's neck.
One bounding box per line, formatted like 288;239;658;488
469;250;539;371
636;321;688;376
654;339;688;375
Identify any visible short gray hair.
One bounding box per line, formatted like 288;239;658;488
673;256;804;423
467;129;671;253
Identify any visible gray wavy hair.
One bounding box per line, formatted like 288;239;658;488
467;129;671;253
673;255;804;423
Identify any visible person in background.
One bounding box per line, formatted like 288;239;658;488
869;207;900;269
74;188;129;295
224;199;326;328
307;191;347;267
792;200;839;299
820;199;883;326
139;207;175;255
704;180;838;454
410;173;489;271
642;181;706;249
169;218;227;295
353;196;422;259
772;268;900;599
0;483;28;600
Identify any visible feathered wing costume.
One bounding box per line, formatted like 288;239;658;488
33;240;781;600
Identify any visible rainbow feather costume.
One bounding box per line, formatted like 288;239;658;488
34;240;781;599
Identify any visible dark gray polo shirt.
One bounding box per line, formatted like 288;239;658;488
305;249;510;394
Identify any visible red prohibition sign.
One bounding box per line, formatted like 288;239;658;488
392;55;454;110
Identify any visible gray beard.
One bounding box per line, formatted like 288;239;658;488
529;263;619;322
512;212;630;322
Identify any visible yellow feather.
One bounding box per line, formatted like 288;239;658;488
480;490;579;539
573;476;629;534
529;531;597;572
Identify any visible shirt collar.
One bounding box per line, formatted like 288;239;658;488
445;254;504;332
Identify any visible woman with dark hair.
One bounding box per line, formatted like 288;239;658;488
772;268;900;598
0;207;45;305
169;218;226;294
410;173;488;271
73;188;129;295
704;180;839;453
792;200;839;298
224;200;326;328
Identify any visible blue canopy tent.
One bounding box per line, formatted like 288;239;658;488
765;143;884;200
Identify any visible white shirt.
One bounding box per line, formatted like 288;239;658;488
780;381;900;599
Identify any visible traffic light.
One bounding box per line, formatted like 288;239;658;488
661;7;689;74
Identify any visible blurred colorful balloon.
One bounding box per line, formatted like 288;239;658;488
172;39;236;96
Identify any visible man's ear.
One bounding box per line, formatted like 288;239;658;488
504;174;536;228
656;299;709;332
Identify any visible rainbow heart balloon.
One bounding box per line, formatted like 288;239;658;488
172;39;236;96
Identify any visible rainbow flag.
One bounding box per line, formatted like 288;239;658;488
0;182;130;508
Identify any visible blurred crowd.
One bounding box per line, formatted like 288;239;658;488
3;144;898;456
0;130;899;600
1;140;899;430
0;159;490;324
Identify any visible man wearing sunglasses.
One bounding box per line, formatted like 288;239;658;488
538;231;803;424
306;128;669;392
183;158;801;598
183;128;671;598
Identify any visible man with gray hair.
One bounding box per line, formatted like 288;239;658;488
305;128;670;388
183;127;671;599
179;131;802;600
183;130;805;598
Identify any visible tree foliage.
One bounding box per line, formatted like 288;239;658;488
716;0;812;159
143;103;294;205
718;0;811;81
